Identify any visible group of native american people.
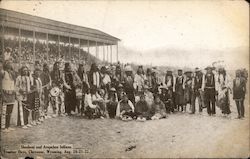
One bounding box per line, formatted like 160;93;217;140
0;48;248;132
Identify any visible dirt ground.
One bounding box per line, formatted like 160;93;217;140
1;97;249;158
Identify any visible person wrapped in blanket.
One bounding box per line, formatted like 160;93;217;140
150;94;167;120
116;92;136;121
135;93;151;121
216;67;231;116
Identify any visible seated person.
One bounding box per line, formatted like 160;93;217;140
151;94;167;120
84;88;101;119
91;88;108;118
116;93;136;121
106;87;118;118
135;93;151;121
159;86;174;113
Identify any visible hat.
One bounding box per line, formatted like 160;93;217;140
110;87;116;92
124;65;132;72
143;85;150;90
205;66;215;70
166;70;173;75
159;85;167;90
118;83;123;88
177;69;183;72
195;67;201;72
185;70;192;74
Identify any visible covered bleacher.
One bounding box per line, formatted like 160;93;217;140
0;8;120;65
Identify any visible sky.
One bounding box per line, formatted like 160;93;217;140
0;0;249;69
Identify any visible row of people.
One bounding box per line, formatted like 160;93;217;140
0;54;248;132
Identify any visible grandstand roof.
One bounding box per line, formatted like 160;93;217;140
0;8;120;45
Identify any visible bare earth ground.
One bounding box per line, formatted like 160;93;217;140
1;96;249;158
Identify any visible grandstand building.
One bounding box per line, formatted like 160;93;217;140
0;8;120;64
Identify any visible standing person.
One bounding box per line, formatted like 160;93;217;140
63;63;77;116
146;68;153;89
217;67;231;116
123;65;135;104
191;68;203;114
175;69;185;112
16;66;32;129
100;66;111;95
40;63;51;119
233;70;246;119
202;66;216;116
29;68;43;125
88;63;101;89
164;70;174;113
50;61;64;117
1;61;16;132
77;63;89;115
115;64;123;86
134;65;146;95
151;68;160;94
184;71;193;112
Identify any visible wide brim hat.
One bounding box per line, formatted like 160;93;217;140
118;83;124;88
158;85;168;90
205;66;215;70
195;67;201;72
184;71;192;74
110;87;116;92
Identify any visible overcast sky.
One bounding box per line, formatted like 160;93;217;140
0;0;249;69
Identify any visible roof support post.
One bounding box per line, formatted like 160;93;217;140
46;33;48;60
18;27;21;61
87;40;90;62
95;41;98;59
116;43;118;63
103;42;105;62
33;31;35;62
78;38;81;62
69;37;71;60
106;44;109;63
110;45;112;63
58;35;60;59
2;24;4;54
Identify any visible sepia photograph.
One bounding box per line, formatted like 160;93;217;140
0;0;249;158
